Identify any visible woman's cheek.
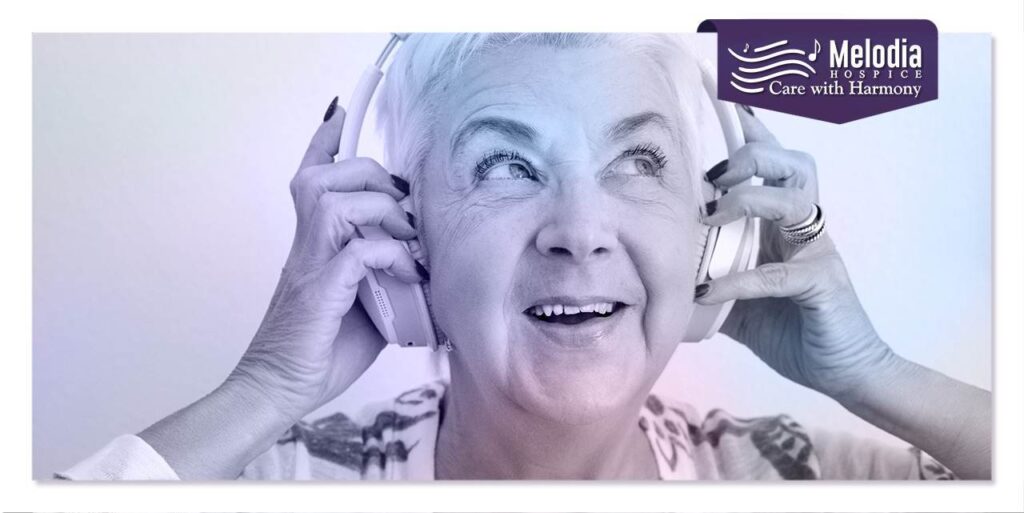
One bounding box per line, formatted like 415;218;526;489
428;208;532;366
625;205;700;354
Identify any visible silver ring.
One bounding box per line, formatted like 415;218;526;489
779;204;825;246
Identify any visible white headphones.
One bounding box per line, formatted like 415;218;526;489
338;33;758;350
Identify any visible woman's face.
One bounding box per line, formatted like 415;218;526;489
420;44;703;424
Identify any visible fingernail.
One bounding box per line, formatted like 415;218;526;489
391;175;410;195
740;104;755;116
323;96;339;122
705;200;718;217
695;283;710;299
406;212;416;228
415;261;430;280
704;159;729;183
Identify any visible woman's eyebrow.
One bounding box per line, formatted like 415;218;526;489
604;111;671;141
450;116;538;158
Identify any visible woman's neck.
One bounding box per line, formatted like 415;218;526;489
434;373;659;480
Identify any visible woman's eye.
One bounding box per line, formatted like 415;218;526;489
611;157;658;176
474;150;538;181
482;162;535;181
609;144;667;177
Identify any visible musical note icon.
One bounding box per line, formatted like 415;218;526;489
808;39;821;62
729;38;818;95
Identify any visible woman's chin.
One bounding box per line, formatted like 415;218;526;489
507;338;649;426
509;368;645;426
502;306;650;423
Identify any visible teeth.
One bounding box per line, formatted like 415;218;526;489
530;302;619;317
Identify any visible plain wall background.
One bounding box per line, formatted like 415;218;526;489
33;33;991;479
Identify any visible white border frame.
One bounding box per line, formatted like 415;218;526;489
5;0;1022;511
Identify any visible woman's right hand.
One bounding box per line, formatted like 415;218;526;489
136;99;423;479
225;98;423;424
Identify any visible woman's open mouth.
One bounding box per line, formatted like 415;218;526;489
519;295;634;349
523;301;625;325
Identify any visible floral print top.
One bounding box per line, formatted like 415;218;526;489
232;380;956;481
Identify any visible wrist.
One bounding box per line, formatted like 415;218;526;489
217;373;304;433
137;375;302;480
828;343;909;407
828;350;992;479
833;348;915;412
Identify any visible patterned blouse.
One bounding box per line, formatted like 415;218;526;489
240;380;954;480
60;380;955;480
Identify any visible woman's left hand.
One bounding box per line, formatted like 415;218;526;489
697;105;895;402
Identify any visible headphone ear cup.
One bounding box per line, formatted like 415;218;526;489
699;170;718;202
681;180;727;343
400;193;430;270
694;221;713;284
694;177;719;284
408;236;429;271
402;202;445;350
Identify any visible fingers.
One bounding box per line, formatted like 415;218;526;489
705;143;816;189
290;159;408;257
695;253;847;305
299;97;346;169
291;157;407;207
735;103;779;146
320;238;424;299
695;261;813;304
704;105;817;191
694;107;835;309
303;191;417;267
704;184;815;228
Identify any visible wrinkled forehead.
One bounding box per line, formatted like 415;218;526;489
437;44;692;149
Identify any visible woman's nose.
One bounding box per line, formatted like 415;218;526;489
535;179;620;263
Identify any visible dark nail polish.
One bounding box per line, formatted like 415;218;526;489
695;283;710;299
740;104;755;116
705;159;729;183
415;261;430;281
406;212;416;228
705;200;718;217
323;96;339;122
391;175;410;195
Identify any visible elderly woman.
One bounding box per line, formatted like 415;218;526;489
61;33;990;481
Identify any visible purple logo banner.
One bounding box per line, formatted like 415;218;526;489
698;19;938;123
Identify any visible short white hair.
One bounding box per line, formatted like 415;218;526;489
375;33;710;209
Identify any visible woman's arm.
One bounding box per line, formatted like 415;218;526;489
138;379;294;480
67;98;423;480
697;106;991;479
836;352;991;479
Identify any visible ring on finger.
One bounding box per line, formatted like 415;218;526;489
779;203;825;246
